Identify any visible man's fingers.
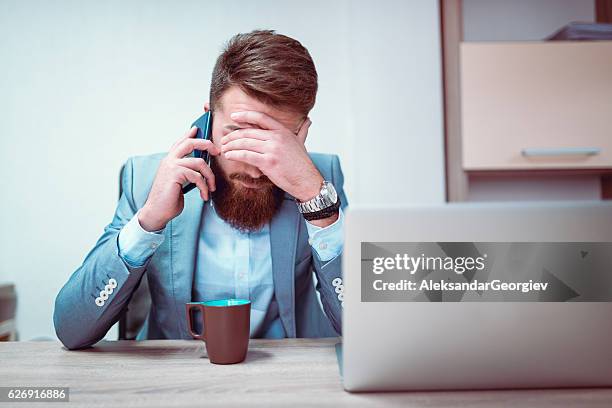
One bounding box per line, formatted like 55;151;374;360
221;128;270;145
179;168;209;201
296;117;311;144
170;126;198;150
221;138;267;155
171;138;220;159
224;150;266;168
230;111;283;131
176;157;216;191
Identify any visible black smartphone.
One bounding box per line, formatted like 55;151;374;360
182;111;213;194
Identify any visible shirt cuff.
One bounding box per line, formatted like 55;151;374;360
305;207;344;262
118;210;166;268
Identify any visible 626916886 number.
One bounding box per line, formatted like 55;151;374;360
1;387;69;402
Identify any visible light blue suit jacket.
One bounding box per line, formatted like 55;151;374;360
54;152;347;349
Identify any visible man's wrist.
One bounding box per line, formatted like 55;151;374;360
294;174;324;202
138;205;168;232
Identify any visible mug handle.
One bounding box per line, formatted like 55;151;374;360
185;303;206;340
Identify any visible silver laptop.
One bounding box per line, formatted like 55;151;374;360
341;201;612;391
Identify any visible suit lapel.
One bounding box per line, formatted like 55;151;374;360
169;192;205;337
270;195;299;338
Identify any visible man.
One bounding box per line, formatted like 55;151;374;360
54;30;347;350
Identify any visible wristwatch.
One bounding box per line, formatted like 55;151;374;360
296;180;341;221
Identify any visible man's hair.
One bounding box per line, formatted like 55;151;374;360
210;30;318;116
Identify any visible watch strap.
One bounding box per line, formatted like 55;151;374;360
302;199;341;221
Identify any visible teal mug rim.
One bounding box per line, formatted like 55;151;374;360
187;299;250;307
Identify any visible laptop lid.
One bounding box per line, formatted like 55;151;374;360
342;202;612;391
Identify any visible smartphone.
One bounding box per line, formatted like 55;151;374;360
182;111;213;194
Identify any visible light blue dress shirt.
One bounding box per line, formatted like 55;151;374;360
117;201;344;337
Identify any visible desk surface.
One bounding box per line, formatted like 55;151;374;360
1;338;612;407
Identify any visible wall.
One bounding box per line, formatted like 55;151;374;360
0;0;445;340
463;0;595;41
462;0;599;201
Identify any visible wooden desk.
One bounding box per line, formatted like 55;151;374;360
1;338;612;407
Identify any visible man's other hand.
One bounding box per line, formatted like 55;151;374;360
220;111;323;202
139;127;220;232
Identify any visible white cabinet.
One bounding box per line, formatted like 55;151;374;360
461;41;612;171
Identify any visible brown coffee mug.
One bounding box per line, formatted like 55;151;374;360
186;299;251;364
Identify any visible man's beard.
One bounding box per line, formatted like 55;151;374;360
209;157;284;233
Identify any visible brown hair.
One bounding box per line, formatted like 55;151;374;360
210;30;318;116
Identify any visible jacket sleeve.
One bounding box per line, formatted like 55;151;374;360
310;154;348;335
53;157;150;349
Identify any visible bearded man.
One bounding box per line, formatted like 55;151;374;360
54;30;347;349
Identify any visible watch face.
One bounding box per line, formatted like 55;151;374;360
322;182;338;203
